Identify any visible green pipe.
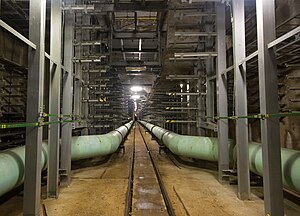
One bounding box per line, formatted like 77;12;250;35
248;142;300;193
71;121;133;160
140;121;300;193
0;142;48;197
0;121;133;197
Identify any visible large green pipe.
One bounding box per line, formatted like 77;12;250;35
0;121;133;197
140;121;300;193
71;121;133;160
0;143;48;197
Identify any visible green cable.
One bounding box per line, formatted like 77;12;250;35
0;120;80;129
0;122;38;129
205;112;300;120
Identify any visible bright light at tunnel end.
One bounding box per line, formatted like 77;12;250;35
131;95;141;100
130;86;143;92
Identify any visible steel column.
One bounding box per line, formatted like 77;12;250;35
232;0;250;200
205;4;215;121
196;63;205;135
23;0;46;215
186;83;191;134
60;1;75;186
206;59;214;119
47;0;62;198
256;0;284;215
81;14;90;135
216;3;229;183
74;13;82;129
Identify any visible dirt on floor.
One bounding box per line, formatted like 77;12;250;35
0;125;300;216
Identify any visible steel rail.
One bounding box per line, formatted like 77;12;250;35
137;124;176;216
124;125;135;216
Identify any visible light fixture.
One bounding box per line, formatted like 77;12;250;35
126;66;147;72
138;38;142;61
131;95;141;100
130;86;143;92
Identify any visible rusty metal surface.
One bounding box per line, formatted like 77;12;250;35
132;125;168;216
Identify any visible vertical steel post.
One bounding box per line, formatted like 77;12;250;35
206;59;214;119
186;83;191;134
81;14;90;135
61;1;75;186
232;0;250;200
47;0;62;198
205;3;215;121
23;0;46;215
216;2;229;183
256;0;284;215
196;63;205;135
74;13;82;129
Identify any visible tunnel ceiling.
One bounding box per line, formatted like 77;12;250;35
0;0;259;126
1;0;299;130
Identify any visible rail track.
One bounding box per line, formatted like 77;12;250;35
124;123;175;216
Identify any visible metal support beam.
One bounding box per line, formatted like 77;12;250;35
204;4;215;126
216;3;229;183
60;1;74;186
23;0;46;215
175;32;217;37
174;52;217;58
81;14;91;135
47;0;62;198
0;19;36;49
232;0;250;200
74;12;82;129
256;0;284;215
196;63;205;135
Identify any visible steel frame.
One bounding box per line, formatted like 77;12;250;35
232;0;251;200
23;0;46;215
216;2;229;183
256;0;284;214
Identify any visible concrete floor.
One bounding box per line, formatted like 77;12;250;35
0;125;300;215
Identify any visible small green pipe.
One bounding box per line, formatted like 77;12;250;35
140;121;300;193
0;121;133;197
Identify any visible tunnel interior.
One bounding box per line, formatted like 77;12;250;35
0;0;300;215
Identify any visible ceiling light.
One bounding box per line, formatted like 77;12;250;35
131;95;141;100
126;66;147;72
131;86;143;92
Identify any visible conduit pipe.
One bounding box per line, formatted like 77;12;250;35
139;121;300;193
71;121;133;160
0;121;133;197
0;143;48;197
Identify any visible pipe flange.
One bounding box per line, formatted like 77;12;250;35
150;125;156;133
123;124;129;131
114;129;124;140
161;131;170;141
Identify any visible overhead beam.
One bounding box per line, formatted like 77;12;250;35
114;32;157;39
